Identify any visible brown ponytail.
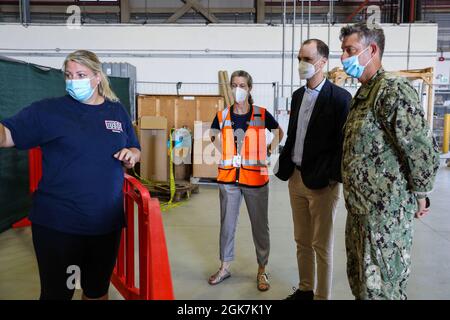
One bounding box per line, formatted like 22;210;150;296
247;93;254;106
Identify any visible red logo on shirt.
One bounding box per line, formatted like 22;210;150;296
105;120;123;133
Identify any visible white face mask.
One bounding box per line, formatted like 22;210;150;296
298;59;322;80
233;87;248;104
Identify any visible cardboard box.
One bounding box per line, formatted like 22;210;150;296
137;95;224;181
193;163;218;179
140;116;167;130
175;164;191;181
137;95;224;134
139;116;168;182
193;121;220;179
174;146;192;181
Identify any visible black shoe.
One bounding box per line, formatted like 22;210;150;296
284;288;314;300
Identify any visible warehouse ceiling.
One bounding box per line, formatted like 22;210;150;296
0;1;449;50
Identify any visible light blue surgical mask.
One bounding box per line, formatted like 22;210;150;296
65;77;97;103
341;46;373;79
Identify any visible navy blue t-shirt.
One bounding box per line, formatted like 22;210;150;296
211;105;279;132
0;95;140;235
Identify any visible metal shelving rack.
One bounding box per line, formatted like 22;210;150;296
433;84;450;150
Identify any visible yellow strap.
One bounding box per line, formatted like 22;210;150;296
168;128;176;204
132;128;189;212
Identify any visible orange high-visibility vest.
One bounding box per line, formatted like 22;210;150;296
216;105;269;187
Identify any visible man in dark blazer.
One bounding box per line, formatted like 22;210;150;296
276;39;351;300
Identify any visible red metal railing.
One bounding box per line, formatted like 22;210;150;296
11;148;41;228
14;147;174;300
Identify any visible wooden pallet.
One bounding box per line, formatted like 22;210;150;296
145;181;199;202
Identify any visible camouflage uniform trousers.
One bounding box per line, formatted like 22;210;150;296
345;196;416;300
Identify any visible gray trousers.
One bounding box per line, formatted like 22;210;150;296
218;183;270;266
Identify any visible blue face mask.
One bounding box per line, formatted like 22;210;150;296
341;46;373;79
65;77;97;103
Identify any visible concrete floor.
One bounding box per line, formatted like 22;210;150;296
0;161;449;300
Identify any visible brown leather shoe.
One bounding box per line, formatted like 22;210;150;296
208;269;231;285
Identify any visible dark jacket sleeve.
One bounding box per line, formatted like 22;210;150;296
330;87;351;183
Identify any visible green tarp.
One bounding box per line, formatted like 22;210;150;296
0;57;131;233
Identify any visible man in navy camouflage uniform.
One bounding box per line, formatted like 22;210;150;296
339;23;440;300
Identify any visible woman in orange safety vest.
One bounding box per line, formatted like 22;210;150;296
207;70;283;291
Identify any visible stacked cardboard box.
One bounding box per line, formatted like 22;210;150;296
139;116;168;182
193;121;220;179
137;95;224;181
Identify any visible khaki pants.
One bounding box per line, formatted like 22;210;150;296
288;169;340;300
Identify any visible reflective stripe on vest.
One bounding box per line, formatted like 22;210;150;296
219;159;267;167
222;120;232;128
242;159;267;166
219;108;230;130
219;159;233;167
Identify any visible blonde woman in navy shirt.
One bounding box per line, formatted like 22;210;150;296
0;50;141;300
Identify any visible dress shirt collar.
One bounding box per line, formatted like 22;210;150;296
305;77;326;94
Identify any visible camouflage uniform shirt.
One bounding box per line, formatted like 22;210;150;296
342;68;440;299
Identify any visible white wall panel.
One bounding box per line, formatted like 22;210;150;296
0;23;438;116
